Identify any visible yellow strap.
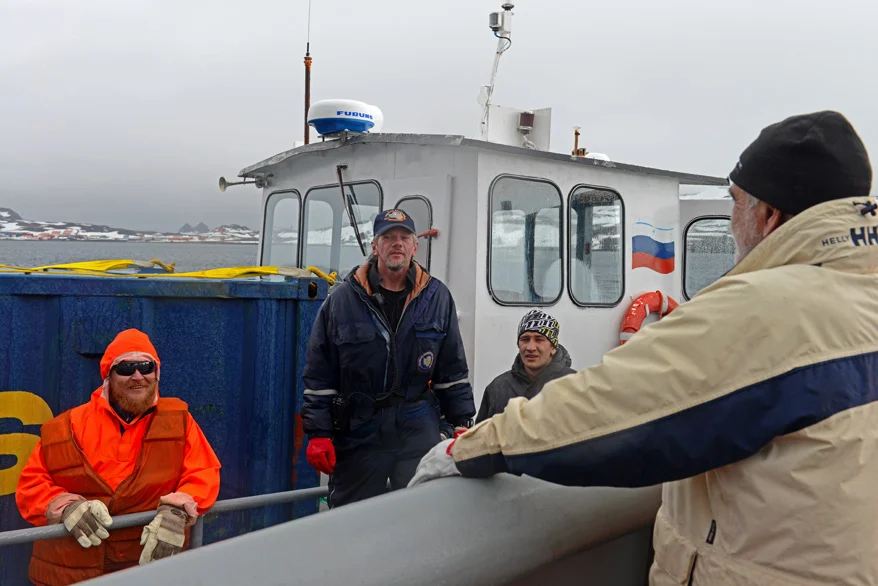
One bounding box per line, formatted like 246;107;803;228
148;259;176;272
0;260;337;285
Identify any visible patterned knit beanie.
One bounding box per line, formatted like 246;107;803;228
517;309;560;347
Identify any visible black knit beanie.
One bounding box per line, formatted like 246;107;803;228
729;111;872;215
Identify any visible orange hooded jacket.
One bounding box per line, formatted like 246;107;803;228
15;329;221;584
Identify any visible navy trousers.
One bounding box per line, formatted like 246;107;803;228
328;400;440;508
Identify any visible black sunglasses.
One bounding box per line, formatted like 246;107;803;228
113;361;156;377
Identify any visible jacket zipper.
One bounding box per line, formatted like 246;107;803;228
687;555;698;586
363;302;393;395
104;414;156;570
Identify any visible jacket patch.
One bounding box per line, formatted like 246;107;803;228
417;351;435;372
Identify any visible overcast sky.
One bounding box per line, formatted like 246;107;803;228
1;0;876;232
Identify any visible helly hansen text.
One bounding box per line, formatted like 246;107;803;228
850;227;878;247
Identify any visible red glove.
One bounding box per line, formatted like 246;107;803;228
306;437;336;474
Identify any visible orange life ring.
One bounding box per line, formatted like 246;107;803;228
620;291;678;345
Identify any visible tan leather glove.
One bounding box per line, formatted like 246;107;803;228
139;504;187;565
61;497;113;548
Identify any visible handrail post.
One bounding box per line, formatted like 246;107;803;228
190;517;204;549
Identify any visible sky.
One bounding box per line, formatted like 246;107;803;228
1;0;876;233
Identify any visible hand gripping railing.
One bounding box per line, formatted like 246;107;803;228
0;486;328;549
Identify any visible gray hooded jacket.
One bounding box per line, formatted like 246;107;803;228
475;344;575;423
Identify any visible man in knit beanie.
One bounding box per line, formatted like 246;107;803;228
728;110;872;262
475;309;575;423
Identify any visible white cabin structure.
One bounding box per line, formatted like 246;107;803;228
241;133;734;406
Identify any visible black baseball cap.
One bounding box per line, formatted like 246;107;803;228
373;209;417;237
729;111;872;215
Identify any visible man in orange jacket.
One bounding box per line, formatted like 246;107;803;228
15;328;222;586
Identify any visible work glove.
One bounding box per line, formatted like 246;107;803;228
306;437;336;475
407;438;460;487
139;504;187;565
61;497;113;548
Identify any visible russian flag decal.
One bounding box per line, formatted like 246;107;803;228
632;222;675;274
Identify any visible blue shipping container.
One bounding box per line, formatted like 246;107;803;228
0;273;328;584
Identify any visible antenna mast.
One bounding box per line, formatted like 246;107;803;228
480;3;514;141
304;0;313;145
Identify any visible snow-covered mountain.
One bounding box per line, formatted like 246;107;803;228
0;208;258;243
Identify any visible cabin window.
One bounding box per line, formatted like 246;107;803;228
302;181;383;276
395;196;432;271
261;190;300;267
683;217;735;300
488;176;563;305
568;186;624;306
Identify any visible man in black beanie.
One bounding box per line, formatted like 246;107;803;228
728;110;872;261
411;111;878;585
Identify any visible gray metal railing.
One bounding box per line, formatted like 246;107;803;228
0;486;328;548
81;476;662;586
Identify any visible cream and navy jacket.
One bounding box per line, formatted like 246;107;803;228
453;197;878;585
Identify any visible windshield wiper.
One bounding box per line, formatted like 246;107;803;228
335;164;367;257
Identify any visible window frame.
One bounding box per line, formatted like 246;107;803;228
300;179;384;269
261;189;301;267
682;214;733;301
486;173;564;307
394;195;433;272
566;183;626;308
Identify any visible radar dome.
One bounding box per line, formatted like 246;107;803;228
307;99;383;137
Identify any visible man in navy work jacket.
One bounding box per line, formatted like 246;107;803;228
301;208;475;507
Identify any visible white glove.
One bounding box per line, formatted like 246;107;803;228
407;438;461;487
62;498;113;548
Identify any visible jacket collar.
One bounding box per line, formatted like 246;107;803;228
350;258;432;305
367;261;415;296
726;196;878;279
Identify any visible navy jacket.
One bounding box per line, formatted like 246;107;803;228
301;261;475;439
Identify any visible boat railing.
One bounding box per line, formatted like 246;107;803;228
73;476;661;586
0;486;329;549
